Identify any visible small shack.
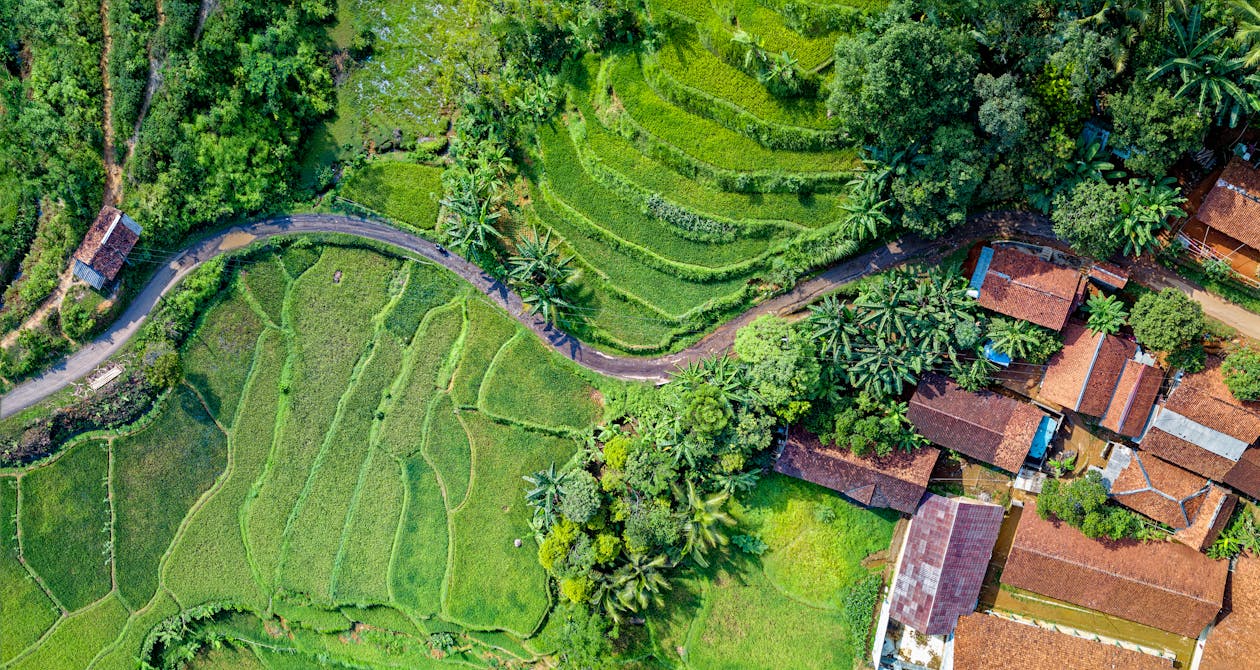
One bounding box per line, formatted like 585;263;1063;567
774;427;938;515
70;206;142;290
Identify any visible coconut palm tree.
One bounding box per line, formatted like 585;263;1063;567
854;269;917;342
838;182;891;243
523;464;568;527
677;481;735;568
510;228;575;325
615;552;672;612
986;318;1043;360
1233;0;1260;67
808;295;860;361
1148;6;1254;126
1119;178;1186;257
1084;294;1129;335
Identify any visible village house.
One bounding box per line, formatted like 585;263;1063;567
774;427;938;515
1001;502;1228;638
1103;446;1237;551
1200;555;1260;669
1178;157;1260;281
907;373;1055;473
70;206;142;290
1140;357;1260;500
888;494;1004;636
950;613;1173;670
1038;323;1163;438
968;245;1084;331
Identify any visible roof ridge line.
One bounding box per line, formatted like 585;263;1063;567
1019;543;1221;606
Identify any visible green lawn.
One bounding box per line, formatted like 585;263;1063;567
339;161;445;231
112;385;229;608
17;439;112;612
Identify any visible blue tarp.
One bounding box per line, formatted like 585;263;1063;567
969;246;993;293
983;341;1011;367
1029;415;1056;460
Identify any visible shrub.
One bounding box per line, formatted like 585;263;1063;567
560;470;603;524
1130;288;1203;353
1037;471;1145;540
1224;347;1260;401
732;533;768;555
644;194;736;242
145;351;183;388
840;574;882;662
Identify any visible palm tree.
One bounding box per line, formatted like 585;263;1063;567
986;318;1043;360
615;552;672;613
677;481;735;568
846;339;925;398
1084;294;1129;335
730;30;770;71
1148;6;1254;126
1119;178;1186;257
1234;0;1260;67
440;170;504;256
838;182;891;242
509;227;575;325
808;295;860;361
854;269;917;342
523;464;568;527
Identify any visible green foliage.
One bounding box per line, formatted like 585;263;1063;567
560;470;603;524
986;317;1062;364
735;315;821;421
1051;179;1127;259
1083;293;1128;335
1037;471;1145;541
144;351;183;388
1110;82;1208;177
1224;347;1260;401
890;122;988;236
808;392;925;457
1130;288;1204;352
829;20;978;150
840;574;882;661
1208;506;1260;560
732;533;768;555
975;73;1030;151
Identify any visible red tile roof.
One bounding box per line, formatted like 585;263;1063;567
907;374;1046;472
1110;450;1212;530
1040;323;1155;428
1201;554;1260;670
952;613;1173;670
1195;157;1260;251
1100;360;1163;437
1089;262;1129;289
1173;485;1237;552
72;206;140;283
1224;448;1260;500
774;427;938;514
975;247;1084;331
889;494;1004;634
1002;502;1228;638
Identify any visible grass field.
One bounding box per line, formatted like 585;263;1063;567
650;474;897;670
339;161;445;231
0;478;58;663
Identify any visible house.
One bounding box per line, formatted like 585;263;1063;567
70;206;142;290
906;373;1054;472
968;246;1084;331
1191;157;1260;255
1104;446;1237;551
1001;502;1228;638
951;613;1173;670
888;494;1004;635
1140;357;1260;499
1200;554;1260;670
774;427;938;514
1039;323;1163;438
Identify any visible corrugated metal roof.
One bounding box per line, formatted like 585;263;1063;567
1149;406;1250;462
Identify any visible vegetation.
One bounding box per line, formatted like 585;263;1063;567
1224;346;1260;401
1037;471;1155;541
1130;288;1205;352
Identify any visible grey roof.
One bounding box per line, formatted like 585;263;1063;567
1149;406;1250;462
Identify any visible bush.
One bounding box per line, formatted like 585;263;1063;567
1224;347;1260;401
560;470;602;524
1037;471;1145;540
732;533;767;555
145;351;183;388
840;574;882;663
1130;288;1203;353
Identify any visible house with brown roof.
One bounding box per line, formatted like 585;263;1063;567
889;494;1004;635
968;246;1084;331
1201;554;1260;670
907;374;1053;473
774;427;938;514
1194;157;1260;252
1039;323;1163;438
70;206;142;290
1001;502;1228;638
1104;446;1237;551
1141;357;1260;499
951;613;1173;670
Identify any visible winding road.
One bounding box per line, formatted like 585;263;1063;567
2;211;1059;419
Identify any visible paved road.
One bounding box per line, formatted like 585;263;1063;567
0;211;1056;419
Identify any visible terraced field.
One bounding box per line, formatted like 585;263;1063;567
526;0;879;354
0;246;606;669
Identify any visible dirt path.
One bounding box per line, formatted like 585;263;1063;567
1123;259;1260;340
100;0;123;208
123;0;165;165
0;212;1059;419
0;270;76;349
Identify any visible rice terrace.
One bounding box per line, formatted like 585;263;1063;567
8;0;1260;668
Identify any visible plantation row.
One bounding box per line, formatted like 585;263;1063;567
0;246;604;669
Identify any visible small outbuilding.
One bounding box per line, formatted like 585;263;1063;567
774;427;938;515
70;206;142;290
889;494;1004;635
